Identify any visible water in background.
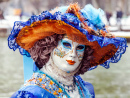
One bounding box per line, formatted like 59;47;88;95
0;37;130;98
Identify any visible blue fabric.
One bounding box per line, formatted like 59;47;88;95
11;72;95;98
84;82;95;98
81;4;105;30
11;85;56;98
75;76;95;98
7;4;127;70
33;70;70;98
11;91;36;98
23;55;34;82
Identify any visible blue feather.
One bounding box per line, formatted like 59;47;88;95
81;4;105;29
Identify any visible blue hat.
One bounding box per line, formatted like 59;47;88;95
8;3;127;70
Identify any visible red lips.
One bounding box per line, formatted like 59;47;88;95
66;60;76;65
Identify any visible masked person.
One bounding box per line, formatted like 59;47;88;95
8;3;127;98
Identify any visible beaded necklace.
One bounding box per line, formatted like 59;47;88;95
58;81;76;93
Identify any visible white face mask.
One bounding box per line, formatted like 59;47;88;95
51;36;85;73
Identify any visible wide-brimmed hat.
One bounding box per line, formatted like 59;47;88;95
8;3;127;70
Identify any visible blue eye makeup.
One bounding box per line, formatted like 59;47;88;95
76;45;85;52
61;40;85;51
61;40;71;49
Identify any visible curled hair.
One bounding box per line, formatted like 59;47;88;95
29;34;94;74
29;34;64;69
76;46;94;75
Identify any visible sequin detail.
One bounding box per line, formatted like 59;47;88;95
54;48;66;58
24;73;67;98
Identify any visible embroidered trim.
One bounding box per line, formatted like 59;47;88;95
75;77;84;98
24;71;90;98
24;72;68;98
76;76;93;98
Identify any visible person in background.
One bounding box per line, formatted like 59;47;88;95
116;7;123;30
106;11;112;25
0;9;4;19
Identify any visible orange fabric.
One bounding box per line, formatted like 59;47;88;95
66;3;82;20
66;3;92;34
66;3;116;38
89;42;118;67
16;19;90;51
16;19;118;67
16;3;118;67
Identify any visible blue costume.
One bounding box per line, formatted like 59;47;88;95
8;3;127;98
11;70;95;98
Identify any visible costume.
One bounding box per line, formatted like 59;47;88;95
8;3;127;98
11;71;94;98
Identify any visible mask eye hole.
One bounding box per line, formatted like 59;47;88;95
62;40;71;49
77;45;85;51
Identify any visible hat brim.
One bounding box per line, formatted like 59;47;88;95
16;19;118;67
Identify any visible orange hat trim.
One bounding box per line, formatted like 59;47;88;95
16;19;118;67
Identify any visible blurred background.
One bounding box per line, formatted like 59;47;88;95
0;0;130;98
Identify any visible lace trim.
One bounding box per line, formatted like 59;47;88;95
8;11;127;70
89;38;127;70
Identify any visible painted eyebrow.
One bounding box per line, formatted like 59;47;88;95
61;39;71;43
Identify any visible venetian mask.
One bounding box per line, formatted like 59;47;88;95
51;36;85;73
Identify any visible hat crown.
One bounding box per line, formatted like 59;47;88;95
8;3;127;71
